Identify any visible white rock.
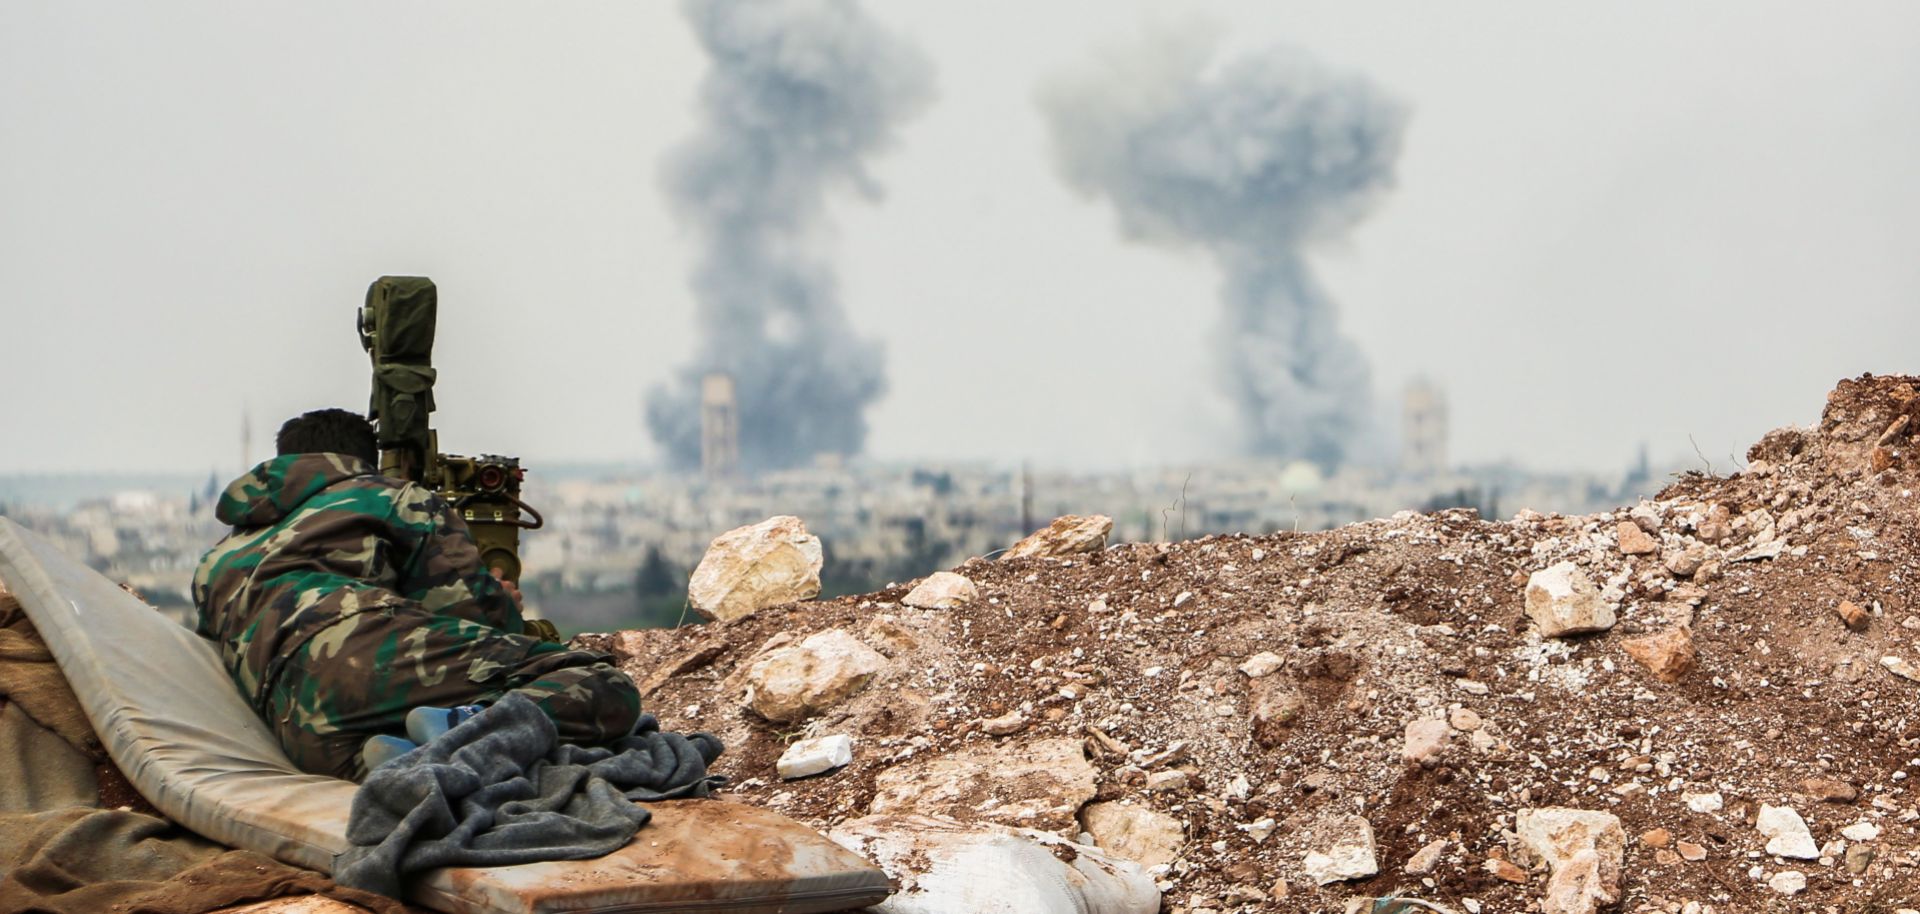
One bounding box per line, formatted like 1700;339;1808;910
1405;838;1450;875
1683;791;1724;813
1757;804;1819;860
777;734;854;779
1881;655;1920;682
1664;544;1709;577
1239;651;1284;679
687;515;823;622
830;814;1161;914
1302;815;1378;885
1736;539;1786;562
1514;808;1625;914
1144;770;1189;792
1003;515;1113;560
1842;821;1882;842
1629;504;1662;533
740;629;887;723
1081;801;1186;867
1768;870;1807;895
902;572;977;610
1172;591;1193;608
1403;718;1452;767
1525;562;1617;637
979;711;1028;737
1237;817;1276;845
870;738;1099;835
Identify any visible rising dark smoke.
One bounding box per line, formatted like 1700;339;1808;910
1041;31;1406;467
648;0;933;472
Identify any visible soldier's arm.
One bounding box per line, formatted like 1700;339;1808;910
389;483;525;632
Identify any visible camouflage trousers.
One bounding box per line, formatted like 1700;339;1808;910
260;604;641;780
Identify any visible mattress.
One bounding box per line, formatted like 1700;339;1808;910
0;518;890;914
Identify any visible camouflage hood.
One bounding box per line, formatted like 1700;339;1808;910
215;454;378;527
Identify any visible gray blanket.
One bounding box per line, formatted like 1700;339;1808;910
333;692;724;898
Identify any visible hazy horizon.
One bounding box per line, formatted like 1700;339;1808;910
4;2;1916;477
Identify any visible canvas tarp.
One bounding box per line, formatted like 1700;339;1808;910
0;589;412;914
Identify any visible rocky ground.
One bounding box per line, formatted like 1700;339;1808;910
582;374;1920;914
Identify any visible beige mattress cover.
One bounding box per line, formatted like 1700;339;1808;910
0;518;890;914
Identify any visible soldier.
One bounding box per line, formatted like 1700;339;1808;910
193;408;641;780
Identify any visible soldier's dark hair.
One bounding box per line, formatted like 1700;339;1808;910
276;409;378;463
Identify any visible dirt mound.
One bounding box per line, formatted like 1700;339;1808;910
583;373;1920;913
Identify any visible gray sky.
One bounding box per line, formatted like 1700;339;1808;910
4;1;1917;476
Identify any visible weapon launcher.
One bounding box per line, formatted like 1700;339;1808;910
358;276;546;589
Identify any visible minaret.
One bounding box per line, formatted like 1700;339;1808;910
700;373;739;478
240;406;253;472
1401;379;1448;478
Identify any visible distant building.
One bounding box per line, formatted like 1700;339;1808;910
1401;379;1448;478
700;373;739;479
239;407;253;474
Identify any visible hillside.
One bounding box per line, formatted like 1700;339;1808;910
587;374;1920;913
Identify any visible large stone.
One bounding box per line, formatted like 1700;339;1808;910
1302;815;1378;885
979;711;1028;737
1003;515;1113;560
1238;651;1284;678
740;629;887;723
1405;839;1449;875
1615;521;1658;556
1757;804;1818;860
1080;801;1185;868
869;738;1099;835
1622;626;1696;683
1882;655;1920;683
1841;821;1880;841
1485;858;1529;884
1249;678;1306;748
687;515;823;622
1845;843;1875;874
1836;600;1870;631
902;572;978;610
777;734;854;779
1696;504;1733;542
1799;777;1858;803
1664;545;1709;578
1513;808;1625;914
829;814;1160;914
1768;870;1807;895
1402;717;1452;767
1525;563;1617;638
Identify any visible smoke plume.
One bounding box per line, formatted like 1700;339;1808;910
1040;31;1406;467
648;0;932;471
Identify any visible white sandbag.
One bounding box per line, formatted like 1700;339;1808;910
830;814;1161;914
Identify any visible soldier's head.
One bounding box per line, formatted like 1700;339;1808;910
276;409;377;464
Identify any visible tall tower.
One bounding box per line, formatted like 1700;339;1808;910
1401;379;1448;478
700;373;740;478
240;406;253;472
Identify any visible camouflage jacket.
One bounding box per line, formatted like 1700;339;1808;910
193;453;523;713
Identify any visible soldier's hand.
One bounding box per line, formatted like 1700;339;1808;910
522;617;562;643
491;568;525;612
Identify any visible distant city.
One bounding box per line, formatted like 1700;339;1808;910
0;383;1686;634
